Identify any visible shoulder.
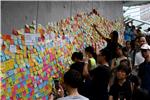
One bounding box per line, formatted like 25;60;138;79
106;38;111;42
78;95;89;100
57;95;89;100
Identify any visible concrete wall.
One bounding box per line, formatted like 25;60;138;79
1;1;123;34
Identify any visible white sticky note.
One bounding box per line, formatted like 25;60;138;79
10;45;16;53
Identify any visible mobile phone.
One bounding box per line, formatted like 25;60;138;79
54;79;60;90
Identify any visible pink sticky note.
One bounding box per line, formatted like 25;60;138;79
43;76;48;81
42;96;46;100
1;95;6;100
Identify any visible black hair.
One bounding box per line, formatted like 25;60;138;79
71;52;79;61
117;64;131;75
71;52;83;61
100;48;110;62
111;30;118;43
77;52;83;60
64;69;83;88
85;46;97;62
126;41;131;45
120;59;130;67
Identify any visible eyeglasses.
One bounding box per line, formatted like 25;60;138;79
141;49;148;52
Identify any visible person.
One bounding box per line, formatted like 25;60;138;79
70;52;85;76
138;43;150;95
84;46;97;71
92;24;120;62
56;69;89;100
111;45;127;70
71;52;83;63
124;41;132;58
109;65;132;100
89;48;111;100
133;35;147;68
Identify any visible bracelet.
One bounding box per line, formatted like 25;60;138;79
85;61;88;64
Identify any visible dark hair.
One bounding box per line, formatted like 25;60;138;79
71;52;83;61
117;65;131;75
120;59;130;67
100;48;110;62
64;69;83;88
126;41;131;45
85;46;94;54
111;30;118;43
71;52;78;61
85;46;97;62
78;52;83;60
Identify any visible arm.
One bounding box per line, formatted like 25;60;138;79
83;56;90;78
92;24;107;40
109;96;113;100
111;59;115;70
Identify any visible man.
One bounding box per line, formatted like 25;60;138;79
90;48;111;100
134;35;147;68
138;43;150;96
57;69;89;100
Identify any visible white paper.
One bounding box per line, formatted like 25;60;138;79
10;45;16;53
24;33;40;45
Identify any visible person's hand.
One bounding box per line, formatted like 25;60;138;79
92;24;97;28
48;93;54;100
84;55;89;64
57;84;64;97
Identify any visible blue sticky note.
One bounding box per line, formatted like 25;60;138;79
22;81;26;86
7;70;14;76
26;93;30;98
34;87;38;93
5;55;10;60
53;60;56;65
7;87;11;92
18;84;21;88
19;45;23;49
14;64;19;68
27;45;30;50
26;64;30;69
36;76;40;81
14;40;18;45
2;56;5;62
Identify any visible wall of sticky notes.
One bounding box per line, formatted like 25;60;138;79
1;10;124;99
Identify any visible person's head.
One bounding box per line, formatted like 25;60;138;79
122;47;128;57
71;52;79;62
120;59;130;67
139;35;147;46
71;52;83;62
116;65;131;80
97;48;109;64
115;45;123;57
85;46;95;57
110;30;118;43
64;69;82;90
140;44;150;60
134;37;140;48
126;41;131;49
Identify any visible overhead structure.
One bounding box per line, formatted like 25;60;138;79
123;1;150;7
123;1;150;33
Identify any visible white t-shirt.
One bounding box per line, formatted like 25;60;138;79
134;51;145;66
57;95;89;100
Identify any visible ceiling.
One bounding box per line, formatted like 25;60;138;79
123;1;150;7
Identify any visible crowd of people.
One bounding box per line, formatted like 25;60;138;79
48;23;150;100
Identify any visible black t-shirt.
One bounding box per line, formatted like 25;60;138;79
90;65;111;100
105;38;121;60
109;80;132;100
138;61;150;93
